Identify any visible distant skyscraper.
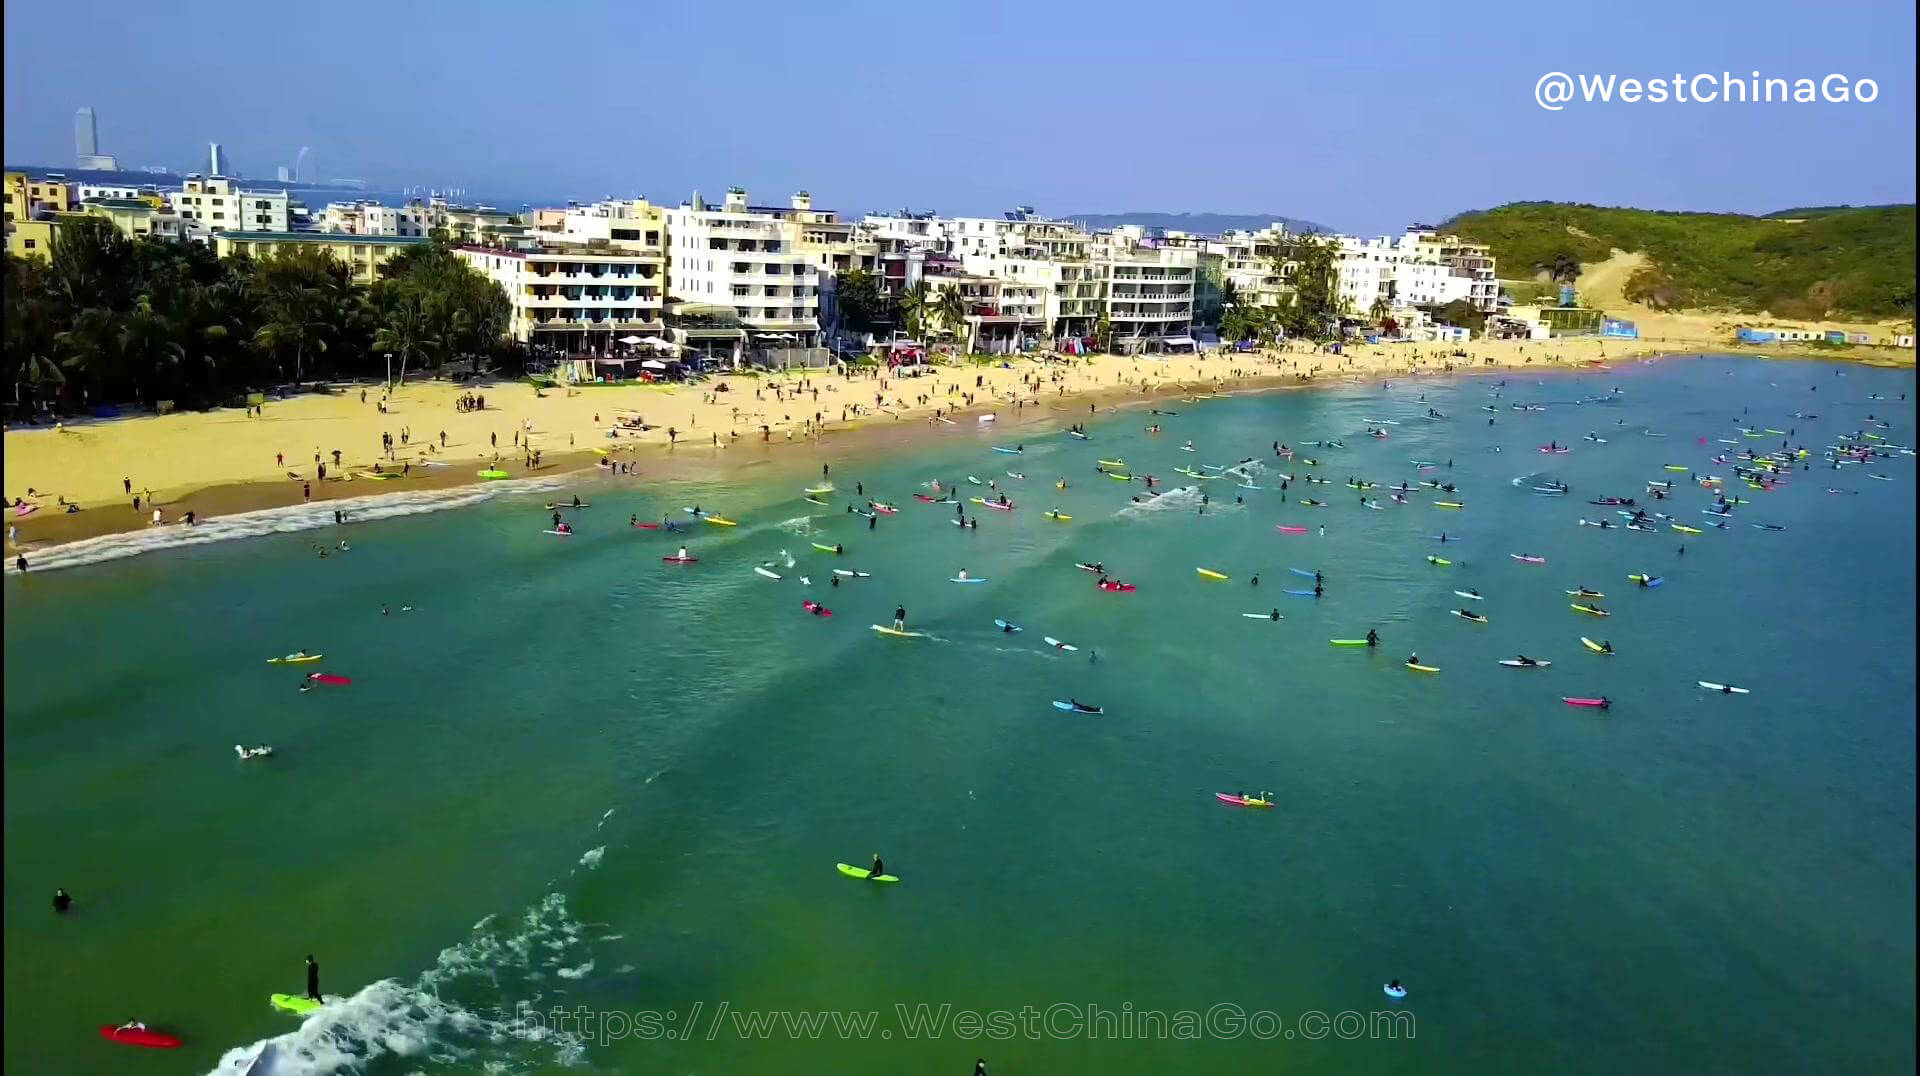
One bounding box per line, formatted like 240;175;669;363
209;142;226;176
277;165;291;182
75;106;98;159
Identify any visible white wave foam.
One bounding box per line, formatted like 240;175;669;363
555;961;594;980
774;515;817;535
1116;486;1242;518
203;891;590;1076
10;476;565;575
577;846;605;870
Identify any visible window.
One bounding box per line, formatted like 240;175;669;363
23;238;35;249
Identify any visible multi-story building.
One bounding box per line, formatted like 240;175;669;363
5;171;77;224
1208;225;1295;308
455;243;666;355
1096;231;1197;351
169;175;289;234
80;198;186;242
319;199;441;238
215;231;427;284
1400;230;1498;312
78;183;168;208
441;205;535;249
540;199;668;255
1333;230;1495;317
664;188;822;348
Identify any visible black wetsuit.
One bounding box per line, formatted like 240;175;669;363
870;858;885;880
53;890;71;913
306;958;321;1002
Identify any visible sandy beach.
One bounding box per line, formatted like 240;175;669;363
4;327;1907;555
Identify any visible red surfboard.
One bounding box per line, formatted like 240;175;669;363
307;673;352;685
632;522;661;530
100;1025;182;1048
803;600;833;617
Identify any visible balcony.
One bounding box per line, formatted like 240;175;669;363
529;270;658;286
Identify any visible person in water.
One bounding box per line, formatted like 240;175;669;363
1406;653;1419;666
676;547;688;560
1597;696;1612;709
1250;574;1259;587
1515;655;1536;666
868;514;877;530
1313;583;1323;597
53;888;72;913
1601;640;1614;654
306;955;322;1003
893;606;906;631
1002;621;1016;632
1366;629;1379;648
869;854;885;880
1269;608;1281;621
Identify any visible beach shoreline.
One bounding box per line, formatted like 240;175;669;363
4;337;1907;560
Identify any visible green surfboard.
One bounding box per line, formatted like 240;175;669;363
836;863;900;883
270;993;324;1014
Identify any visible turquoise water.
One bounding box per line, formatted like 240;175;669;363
5;356;1914;1075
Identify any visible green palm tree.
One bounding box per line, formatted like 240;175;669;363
119;296;185;404
1369;296;1391;326
936;285;968;348
898;280;931;340
254;288;331;385
372;298;436;389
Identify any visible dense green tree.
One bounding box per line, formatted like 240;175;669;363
831;268;894;337
1275;234;1343;340
5;226;509;417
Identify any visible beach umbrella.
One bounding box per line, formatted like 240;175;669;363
641;359;668;370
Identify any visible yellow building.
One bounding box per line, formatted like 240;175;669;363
4;172;77;228
81;198;186;242
7;218;58;259
214;231;429;284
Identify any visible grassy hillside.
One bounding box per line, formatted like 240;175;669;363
1443;202;1916;320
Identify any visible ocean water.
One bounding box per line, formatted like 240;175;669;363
4;356;1913;1075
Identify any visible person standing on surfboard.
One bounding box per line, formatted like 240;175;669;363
305;955;321;1003
869;854;885;881
893;606;906;631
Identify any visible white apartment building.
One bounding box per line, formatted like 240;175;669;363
78;182;165;205
168;175;288;233
1334;232;1491;317
455;244;666;355
664;188;822;347
1400;230;1498;312
320;199;442;238
1208;225;1294;308
1092;232;1197;351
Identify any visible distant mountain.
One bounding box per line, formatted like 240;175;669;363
1064;211;1327;236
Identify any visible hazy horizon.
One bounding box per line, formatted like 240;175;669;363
5;0;1914;233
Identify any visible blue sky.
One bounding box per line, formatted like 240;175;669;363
5;0;1913;232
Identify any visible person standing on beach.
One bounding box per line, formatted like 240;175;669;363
123;477;131;495
303;482;311;503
